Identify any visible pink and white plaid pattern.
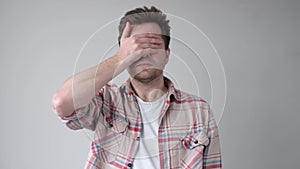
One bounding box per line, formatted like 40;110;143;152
61;77;222;169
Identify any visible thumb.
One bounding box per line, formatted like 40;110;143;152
121;22;131;40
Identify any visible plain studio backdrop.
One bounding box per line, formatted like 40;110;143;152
1;0;299;168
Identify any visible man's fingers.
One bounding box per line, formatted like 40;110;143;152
137;37;163;45
139;48;163;56
121;22;131;40
139;42;162;49
134;33;164;48
133;33;163;39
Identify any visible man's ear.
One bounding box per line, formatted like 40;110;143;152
165;48;170;64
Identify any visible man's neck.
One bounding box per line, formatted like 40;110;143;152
131;75;168;102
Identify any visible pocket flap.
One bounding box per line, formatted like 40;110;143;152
105;116;128;133
181;132;209;149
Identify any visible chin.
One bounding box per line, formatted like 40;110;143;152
132;69;162;83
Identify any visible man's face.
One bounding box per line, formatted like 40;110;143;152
127;22;170;83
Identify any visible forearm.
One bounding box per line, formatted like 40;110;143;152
52;54;126;117
52;22;163;117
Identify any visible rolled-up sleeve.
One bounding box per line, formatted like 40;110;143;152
59;88;106;131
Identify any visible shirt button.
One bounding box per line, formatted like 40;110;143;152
194;140;198;144
109;122;113;128
127;163;133;168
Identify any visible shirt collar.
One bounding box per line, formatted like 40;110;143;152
122;76;181;102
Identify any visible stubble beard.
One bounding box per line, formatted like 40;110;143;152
133;68;163;84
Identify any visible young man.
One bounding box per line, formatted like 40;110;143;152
52;6;222;169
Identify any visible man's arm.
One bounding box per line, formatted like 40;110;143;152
51;56;122;117
203;110;222;168
52;22;163;117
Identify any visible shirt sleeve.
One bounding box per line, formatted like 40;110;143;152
59;88;105;131
203;109;222;169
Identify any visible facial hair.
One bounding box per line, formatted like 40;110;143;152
133;68;163;84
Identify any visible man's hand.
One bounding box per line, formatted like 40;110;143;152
117;22;164;66
52;22;165;117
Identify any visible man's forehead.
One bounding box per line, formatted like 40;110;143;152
130;22;162;35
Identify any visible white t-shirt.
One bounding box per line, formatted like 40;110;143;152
133;94;167;169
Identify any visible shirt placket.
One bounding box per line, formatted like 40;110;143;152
158;96;172;169
114;94;143;168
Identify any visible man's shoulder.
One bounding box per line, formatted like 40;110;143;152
173;88;209;107
99;82;132;95
173;87;206;101
98;83;119;94
165;77;209;106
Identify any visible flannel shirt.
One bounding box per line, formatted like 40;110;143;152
61;77;222;169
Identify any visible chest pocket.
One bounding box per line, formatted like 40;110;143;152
180;132;210;168
93;118;128;164
181;132;209;149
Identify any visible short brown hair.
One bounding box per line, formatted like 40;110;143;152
118;6;171;49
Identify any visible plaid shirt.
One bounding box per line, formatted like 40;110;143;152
61;77;222;169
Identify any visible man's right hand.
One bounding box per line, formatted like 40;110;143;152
52;22;165;117
116;22;164;66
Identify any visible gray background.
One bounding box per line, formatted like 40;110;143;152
1;0;299;168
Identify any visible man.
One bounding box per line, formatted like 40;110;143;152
52;6;222;169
